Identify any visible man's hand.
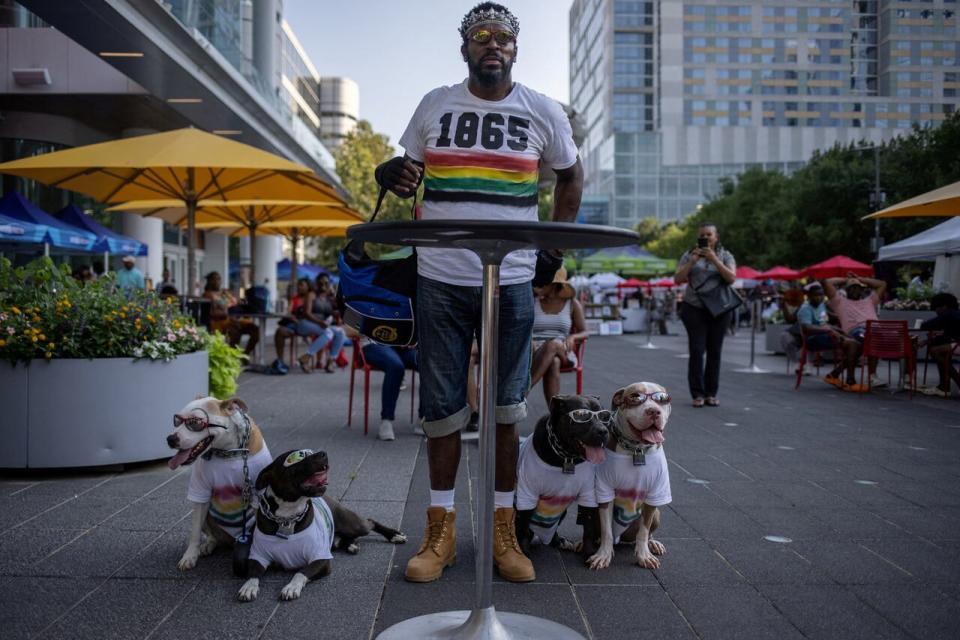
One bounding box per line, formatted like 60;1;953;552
376;156;423;198
533;249;564;287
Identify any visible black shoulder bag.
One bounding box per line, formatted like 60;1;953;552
692;272;744;318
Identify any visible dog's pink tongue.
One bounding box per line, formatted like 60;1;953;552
584;446;606;465
641;429;665;445
168;449;192;470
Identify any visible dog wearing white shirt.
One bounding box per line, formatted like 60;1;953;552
587;382;673;570
167;396;272;572
237;449;406;602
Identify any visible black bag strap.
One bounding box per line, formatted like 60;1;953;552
368;187;418;224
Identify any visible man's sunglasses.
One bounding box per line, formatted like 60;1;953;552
469;29;516;45
623;392;671;406
568;409;613;424
173;412;227;433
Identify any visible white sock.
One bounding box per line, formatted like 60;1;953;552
430;489;455;512
494;491;515;509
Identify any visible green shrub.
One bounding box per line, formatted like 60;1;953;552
0;257;204;364
205;331;247;398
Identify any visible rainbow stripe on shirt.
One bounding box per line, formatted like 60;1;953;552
210;484;247;529
612;488;647;529
531;494;577;529
424;149;539;207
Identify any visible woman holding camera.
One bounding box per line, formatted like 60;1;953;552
674;223;737;407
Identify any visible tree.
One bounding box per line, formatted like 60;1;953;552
307;120;413;266
634;217;662;246
644;220;696;261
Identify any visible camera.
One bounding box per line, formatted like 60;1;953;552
697;237;709;249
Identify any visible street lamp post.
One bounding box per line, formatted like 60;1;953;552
860;144;886;256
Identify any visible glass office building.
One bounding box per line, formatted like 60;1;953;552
570;0;960;227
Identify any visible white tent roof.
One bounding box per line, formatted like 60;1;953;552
877;218;960;262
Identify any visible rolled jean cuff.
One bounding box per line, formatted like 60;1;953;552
496;400;527;425
422;405;471;438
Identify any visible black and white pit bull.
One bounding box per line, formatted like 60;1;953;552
237;449;406;602
587;382;673;570
167;396;271;571
515;395;609;564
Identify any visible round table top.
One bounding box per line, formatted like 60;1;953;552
348;219;638;254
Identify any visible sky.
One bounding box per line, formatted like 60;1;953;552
284;0;574;151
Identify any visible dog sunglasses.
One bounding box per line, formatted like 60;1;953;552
568;409;613;424
623;391;671;406
469;28;516;45
172;411;229;432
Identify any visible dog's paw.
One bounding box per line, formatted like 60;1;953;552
198;537;218;557
279;574;308;601
390;533;407;544
346;542;360;555
634;549;661;570
177;549;199;571
586;549;612;570
557;537;581;553
648;539;666;556
237;578;260;602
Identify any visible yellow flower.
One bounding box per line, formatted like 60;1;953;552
32;336;38;342
47;342;54;349
147;314;155;322
38;334;46;341
0;339;6;347
45;351;52;359
119;313;126;319
11;307;20;314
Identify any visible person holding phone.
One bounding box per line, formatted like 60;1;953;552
674;223;737;407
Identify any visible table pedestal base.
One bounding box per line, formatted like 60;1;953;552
376;606;586;640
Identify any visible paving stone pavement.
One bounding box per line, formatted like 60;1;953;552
2;324;959;640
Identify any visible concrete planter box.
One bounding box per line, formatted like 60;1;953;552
0;350;208;469
878;309;935;327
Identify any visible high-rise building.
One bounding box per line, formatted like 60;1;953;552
570;0;960;228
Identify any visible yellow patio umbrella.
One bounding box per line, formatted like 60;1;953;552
0;128;345;291
108;199;364;282
863;179;960;219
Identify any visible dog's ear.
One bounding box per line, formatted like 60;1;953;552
255;458;277;491
220;397;248;415
611;388;626;411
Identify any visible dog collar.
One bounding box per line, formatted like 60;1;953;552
545;419;584;474
257;490;310;539
202;410;253;460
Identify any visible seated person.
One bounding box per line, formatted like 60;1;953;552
919;293;960;397
529;268;588;405
824;273;887;390
271;277;316;374
779;287;807;360
158;283;180;301
357;331;419;441
796;283;855;384
296;273;346;373
203;271;259;356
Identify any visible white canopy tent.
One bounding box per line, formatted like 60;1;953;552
878;217;960;295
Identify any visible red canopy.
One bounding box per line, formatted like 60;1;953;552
648;277;675;288
800;255;874;279
616;278;647;288
736;266;762;279
758;265;801;280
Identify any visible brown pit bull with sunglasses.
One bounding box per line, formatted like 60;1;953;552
167;396;272;571
587;382;673;571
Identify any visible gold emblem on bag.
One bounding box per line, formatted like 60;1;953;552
372;325;398;343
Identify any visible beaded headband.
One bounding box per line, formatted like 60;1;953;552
459;5;520;39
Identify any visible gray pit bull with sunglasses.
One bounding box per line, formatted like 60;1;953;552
167;396;272;571
515;395;610;565
587;382;673;571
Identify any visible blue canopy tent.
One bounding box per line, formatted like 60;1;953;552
57;204;147;256
0;210;48;246
0;191;96;253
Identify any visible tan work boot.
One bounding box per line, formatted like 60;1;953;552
493;507;536;582
405;507;456;582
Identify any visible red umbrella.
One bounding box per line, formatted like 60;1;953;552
616;278;647;287
758;265;801;280
648;277;675;288
736;266;762;279
800;255;874;279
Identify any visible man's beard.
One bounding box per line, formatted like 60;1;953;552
468;55;513;87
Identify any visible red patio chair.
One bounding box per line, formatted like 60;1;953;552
795;325;841;389
559;338;587;394
860;320;916;398
347;337;417;436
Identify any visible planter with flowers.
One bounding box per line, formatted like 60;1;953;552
0;258;239;468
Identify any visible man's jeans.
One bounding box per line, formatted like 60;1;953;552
416;275;534;438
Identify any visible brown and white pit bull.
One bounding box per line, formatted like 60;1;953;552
166;396;271;571
587;382;673;570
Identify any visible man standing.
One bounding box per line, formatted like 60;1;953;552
116;255;145;291
376;2;583;583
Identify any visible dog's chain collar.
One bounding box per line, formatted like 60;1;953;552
545;419;584;475
203;411;252;460
612;410;658;466
257;490;310;539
